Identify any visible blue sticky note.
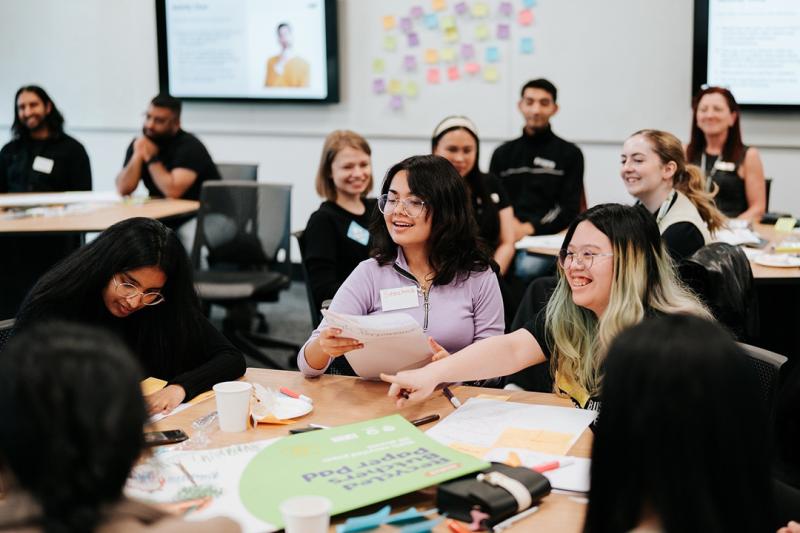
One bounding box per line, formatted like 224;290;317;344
385;508;437;525
424;13;438;29
520;36;534;54
336;505;392;532
485;46;499;63
523;0;536;6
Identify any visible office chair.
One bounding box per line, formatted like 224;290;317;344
738;342;787;409
191;181;299;368
216;163;259;181
0;319;15;352
292;230;331;330
765;177;772;212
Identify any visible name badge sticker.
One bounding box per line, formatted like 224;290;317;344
347;221;370;246
713;160;736;172
380;285;420;312
533;156;556;169
32;156;54;174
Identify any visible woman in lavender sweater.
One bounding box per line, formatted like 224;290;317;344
298;155;505;377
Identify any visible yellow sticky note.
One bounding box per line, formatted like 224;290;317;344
483;65;499;82
471;2;489;17
441;15;456;30
188;390;215;405
382;15;396;30
405;81;419;98
476;394;511;401
444;27;459;42
383;35;397;51
449;442;490;458
475;24;489;40
441;47;456;62
425;48;439;64
141;377;167;396
372;58;385;74
775;217;797;233
432;0;446;12
388;79;403;95
493;427;574;455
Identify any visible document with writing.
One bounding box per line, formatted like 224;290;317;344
321;309;432;379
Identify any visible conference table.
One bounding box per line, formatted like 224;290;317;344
151;369;592;532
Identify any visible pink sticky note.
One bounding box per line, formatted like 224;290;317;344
497;23;510;39
464;62;480;75
400;17;413;33
454;1;468;14
460;43;475;59
408;32;420;47
518;9;534;26
389;95;403;110
403;55;417;71
426;68;441;84
372;79;386;94
410;5;424;18
499;1;513;16
447;66;460;81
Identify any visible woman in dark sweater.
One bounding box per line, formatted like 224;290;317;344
15;217;245;415
303;130;377;312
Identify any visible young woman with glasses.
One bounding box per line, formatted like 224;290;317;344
382;203;711;411
297;155;505;377
14;217;246;414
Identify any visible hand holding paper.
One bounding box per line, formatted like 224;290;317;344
318;327;363;357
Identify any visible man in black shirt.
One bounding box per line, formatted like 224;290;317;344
116;94;220;201
490;79;584;281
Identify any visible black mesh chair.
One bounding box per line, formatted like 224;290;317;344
191;181;299;368
292;230;331;330
0;319;15;352
216;163;258;181
738;342;787;409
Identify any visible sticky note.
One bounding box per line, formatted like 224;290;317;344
460;43;475;59
372;78;386;94
372;58;385;74
426;68;441;84
518;9;534;26
493;427;574;455
141;377;167;396
406;81;419;98
447;65;460;80
388;79;403;95
775;217;798;233
471;2;489;17
475;24;489;40
523;0;536;6
424;48;439;63
504;451;522;467
441;47;456;62
483;65;498;82
497;23;510;39
407;32;420;47
444;27;459;42
389;95;403;110
338;506;392;533
485;45;499;63
464;62;480;74
400;17;413;33
383;15;396;30
403;55;417;71
441;15;456;30
520;36;534;54
432;0;446;12
410;5;424;18
383;35;396;51
424;13;438;29
449;442;490;458
499;1;513;16
454;1;468;15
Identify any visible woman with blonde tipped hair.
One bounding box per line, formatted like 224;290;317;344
382;203;711;411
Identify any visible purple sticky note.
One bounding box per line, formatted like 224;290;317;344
400;17;413;33
455;1;468;14
460;43;475;59
410;5;424;18
499;1;512;16
408;32;420;47
372;79;386;94
390;95;403;110
497;23;510;39
404;55;417;71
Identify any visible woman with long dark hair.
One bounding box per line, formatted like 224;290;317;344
298;155;505;376
15;217;246;414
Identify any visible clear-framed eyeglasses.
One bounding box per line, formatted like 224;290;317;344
558;249;614;270
377;194;427;218
112;276;165;306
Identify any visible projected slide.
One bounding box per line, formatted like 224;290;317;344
706;0;800;105
161;0;333;100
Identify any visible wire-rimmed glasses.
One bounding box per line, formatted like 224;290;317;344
112;276;165;306
377;194;427;218
558;249;614;270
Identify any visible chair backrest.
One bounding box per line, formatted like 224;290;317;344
216;163;258;182
738;342;787;408
0;318;15;352
293;230;324;329
765;177;772;212
191;181;292;278
679;242;758;342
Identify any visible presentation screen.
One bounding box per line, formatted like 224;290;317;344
693;0;800;108
156;0;339;103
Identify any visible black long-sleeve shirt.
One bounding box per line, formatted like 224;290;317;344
0;133;91;193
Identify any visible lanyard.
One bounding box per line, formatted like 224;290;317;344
700;153;718;192
655;189;677;225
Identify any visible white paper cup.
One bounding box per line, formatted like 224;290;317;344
213;381;252;432
279;495;332;533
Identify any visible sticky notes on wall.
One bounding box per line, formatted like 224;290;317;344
372;58;385;74
424;13;438;29
441;47;456;62
383;16;396;30
425;48;439;63
372;79;386;94
485;45;500;63
407;32;420;47
454;1;468;15
389;95;403;110
471;2;489;17
426;68;441;84
388;79;403;95
523;0;536;7
403;55;418;71
441;15;456;30
464;62;480;75
444;27;459;42
432;0;446;12
497;23;510;40
475;24;489;40
410;5;424;18
406;81;419;98
483;65;498;82
518;9;534;26
383;35;397;51
400;17;413;33
520;36;534;54
499;1;513;16
447;66;460;81
460;43;475;59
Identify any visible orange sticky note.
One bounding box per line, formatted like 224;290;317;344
383;15;396;30
425;48;439;64
449;441;490;457
504;451;522;467
432;0;446;12
426;68;441;84
493;427;574;455
518;9;534;26
447;65;460;81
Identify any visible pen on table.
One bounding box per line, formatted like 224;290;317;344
442;386;462;409
492;505;539;532
289;423;331;434
532;458;574;473
177;462;197;486
409;414;440;426
279;386;313;404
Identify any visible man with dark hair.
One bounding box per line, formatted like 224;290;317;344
264;22;310;87
0;85;91;192
116;94;220;201
490;78;584;281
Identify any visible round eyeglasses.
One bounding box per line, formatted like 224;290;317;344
558;249;614;270
113;276;165;306
377;194;427;218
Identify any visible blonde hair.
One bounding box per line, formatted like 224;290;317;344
314;130;373;201
545;204;711;397
632;129;727;233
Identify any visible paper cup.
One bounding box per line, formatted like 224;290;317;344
279;495;332;533
213;381;252;432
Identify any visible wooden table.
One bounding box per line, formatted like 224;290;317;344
153;369;592;532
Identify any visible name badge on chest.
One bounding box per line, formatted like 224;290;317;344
380;285;420;312
713;160;736;172
347;220;369;246
32;156;54;174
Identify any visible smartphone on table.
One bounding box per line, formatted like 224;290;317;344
144;429;189;447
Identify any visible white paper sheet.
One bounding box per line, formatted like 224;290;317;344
0;190;123;208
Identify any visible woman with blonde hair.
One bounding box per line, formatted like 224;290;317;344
621;129;726;261
303;130;376;312
382;203;710;411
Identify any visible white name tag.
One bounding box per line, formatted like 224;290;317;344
714;160;736;172
32;156;54;174
533;156;556;169
380;285;419;312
